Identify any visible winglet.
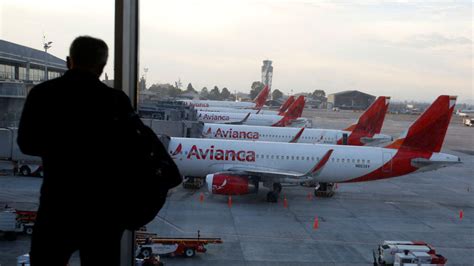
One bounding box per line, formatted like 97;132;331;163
253;85;270;109
227;113;251;125
305;149;333;177
289;127;305;143
202;127;212;137
385;95;456;152
278;96;295;115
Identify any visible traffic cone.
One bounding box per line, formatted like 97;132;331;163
199;192;204;203
460;210;463;220
307;192;313;201
283;196;288;208
313;217;319;230
228;195;232;208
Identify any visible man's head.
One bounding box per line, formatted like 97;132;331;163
67;36;108;77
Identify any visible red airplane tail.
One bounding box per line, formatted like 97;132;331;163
271;96;305;127
253;85;270;109
285;95;305;119
386;95;457;153
343;96;390;140
278;96;295;115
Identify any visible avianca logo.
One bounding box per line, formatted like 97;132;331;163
213;179;227;191
214;128;259;140
201;114;230;121
170;143;182;158
187;145;256;162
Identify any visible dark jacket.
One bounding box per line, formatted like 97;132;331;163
18;69;136;226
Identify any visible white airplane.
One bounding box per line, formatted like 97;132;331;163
180;85;270;109
197;96;307;127
195;96;296;115
202;96;392;146
456;109;474;117
166;95;459;202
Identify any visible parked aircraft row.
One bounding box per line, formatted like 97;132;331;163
166;95;460;202
194;95;296;115
201;96;392;146
197;95;307;127
180;85;270;110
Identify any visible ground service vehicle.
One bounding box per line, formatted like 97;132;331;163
463;117;473;126
136;236;223;258
0;208;36;241
0;128;42;176
373;240;447;265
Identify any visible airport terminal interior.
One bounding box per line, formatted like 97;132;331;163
0;1;472;265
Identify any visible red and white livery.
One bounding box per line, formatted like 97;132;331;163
180;85;270;110
197;96;307;127
202;96;392;145
168;95;460;202
196;95;296;115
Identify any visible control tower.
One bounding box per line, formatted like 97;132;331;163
261;60;273;91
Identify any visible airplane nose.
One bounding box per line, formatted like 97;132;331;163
205;174;214;193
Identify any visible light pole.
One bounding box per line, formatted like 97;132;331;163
43;36;53;81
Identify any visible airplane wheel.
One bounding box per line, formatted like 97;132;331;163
140;248;152;258
20;166;31;176
25;226;34;235
266;191;278;203
184;248;195;258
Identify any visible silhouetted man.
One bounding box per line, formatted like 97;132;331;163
18;36;136;265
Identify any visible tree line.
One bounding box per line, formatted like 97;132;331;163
147;80;325;102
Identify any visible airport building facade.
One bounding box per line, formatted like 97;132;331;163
0;39;67;127
327;90;375;110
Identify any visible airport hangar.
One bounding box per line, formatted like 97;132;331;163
327;90;375;110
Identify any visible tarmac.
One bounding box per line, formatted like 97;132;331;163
0;110;473;265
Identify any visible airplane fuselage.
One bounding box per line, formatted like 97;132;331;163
197;111;294;126
180;100;255;109
202;123;392;145
196;107;278;115
168;138;459;183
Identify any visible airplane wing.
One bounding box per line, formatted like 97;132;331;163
225;113;251;125
227;149;334;180
411;158;461;168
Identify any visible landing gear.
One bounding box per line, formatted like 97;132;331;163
314;182;335;197
266;182;282;203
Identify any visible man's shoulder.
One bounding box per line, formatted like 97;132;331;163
27;77;64;98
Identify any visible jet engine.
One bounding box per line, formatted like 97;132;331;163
205;173;259;195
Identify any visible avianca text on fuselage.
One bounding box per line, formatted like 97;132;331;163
200;113;230;121
186;144;256;162
213;127;260;140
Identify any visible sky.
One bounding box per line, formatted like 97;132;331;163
1;0;472;103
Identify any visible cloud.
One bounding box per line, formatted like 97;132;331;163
401;33;472;49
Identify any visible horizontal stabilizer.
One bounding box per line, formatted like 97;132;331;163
386;95;456;152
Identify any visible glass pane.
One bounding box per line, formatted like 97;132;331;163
137;1;471;265
0;1;114;265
